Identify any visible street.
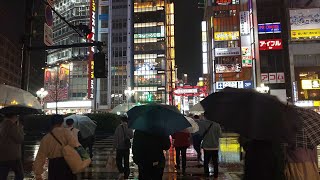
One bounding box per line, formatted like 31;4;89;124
11;134;243;180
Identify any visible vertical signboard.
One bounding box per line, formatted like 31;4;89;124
240;11;250;36
88;0;96;99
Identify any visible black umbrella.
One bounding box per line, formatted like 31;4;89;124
200;88;300;142
0;105;42;115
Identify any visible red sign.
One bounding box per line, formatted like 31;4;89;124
259;39;283;50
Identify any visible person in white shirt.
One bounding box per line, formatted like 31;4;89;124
33;115;78;180
65;118;82;145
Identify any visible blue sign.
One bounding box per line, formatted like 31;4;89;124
243;80;254;89
99;14;109;20
258;22;281;34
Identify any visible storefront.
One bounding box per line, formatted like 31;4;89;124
44;100;92;114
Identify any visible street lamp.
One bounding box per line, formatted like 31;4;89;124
124;87;135;111
36;88;48;109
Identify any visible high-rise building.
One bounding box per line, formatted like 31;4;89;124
203;0;259;93
0;34;21;88
95;0;133;109
132;0;175;104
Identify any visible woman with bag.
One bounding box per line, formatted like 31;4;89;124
172;130;190;175
113;116;134;179
33;115;79;180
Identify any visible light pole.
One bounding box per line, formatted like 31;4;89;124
124;87;135;111
36;88;48;109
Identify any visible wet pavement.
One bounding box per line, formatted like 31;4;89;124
10;134;243;180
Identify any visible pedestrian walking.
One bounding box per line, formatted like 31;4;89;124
33;115;78;180
132;130;171;180
0;114;24;180
192;115;202;162
201;113;222;179
65;118;82;145
172;130;190;175
113;116;134;179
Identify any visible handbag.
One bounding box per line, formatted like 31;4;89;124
50;132;91;174
121;125;131;148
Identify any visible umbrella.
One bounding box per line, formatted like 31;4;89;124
189;103;204;113
200;88;300;142
0;84;42;109
185;116;199;133
64;115;97;139
127;104;191;136
110;103;138;114
0;105;42;115
291;106;320;148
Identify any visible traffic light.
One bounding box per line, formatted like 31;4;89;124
76;23;92;38
94;52;107;78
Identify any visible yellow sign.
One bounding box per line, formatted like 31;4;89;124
214;31;239;41
301;79;320;90
291;29;320;40
314;101;320;107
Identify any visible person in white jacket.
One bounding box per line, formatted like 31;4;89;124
33;115;78;180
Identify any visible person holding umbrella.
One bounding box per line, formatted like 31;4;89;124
65;118;82;145
113;116;134;179
192;115;202;162
132;130;171;180
0;114;24;180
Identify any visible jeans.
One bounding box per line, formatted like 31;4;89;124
175;147;187;170
116;149;130;178
0;160;24;180
203;150;219;178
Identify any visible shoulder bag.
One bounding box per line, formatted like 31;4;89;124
50;132;91;174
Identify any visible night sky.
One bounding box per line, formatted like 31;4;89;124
1;0;203;85
0;1;25;45
174;0;203;85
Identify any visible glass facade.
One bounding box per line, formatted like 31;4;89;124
133;0;175;104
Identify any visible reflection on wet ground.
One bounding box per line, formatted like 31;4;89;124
13;134;243;180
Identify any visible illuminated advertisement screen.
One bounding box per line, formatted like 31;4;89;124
258;22;281;34
301;79;320;90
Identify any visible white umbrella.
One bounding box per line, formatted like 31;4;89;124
185;116;199;133
0;84;41;109
64;115;97;139
110;103;138;114
189;103;204;113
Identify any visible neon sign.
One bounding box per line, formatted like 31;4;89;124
88;0;96;99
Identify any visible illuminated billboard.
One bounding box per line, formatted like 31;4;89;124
44;64;70;102
258;22;281;34
214;31;239;41
290;8;320;41
301;79;320;90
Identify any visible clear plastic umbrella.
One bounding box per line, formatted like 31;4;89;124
110;103;138;114
64;115;97;139
185;116;199;133
0;84;41;109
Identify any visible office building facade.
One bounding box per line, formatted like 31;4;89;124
133;0;175;104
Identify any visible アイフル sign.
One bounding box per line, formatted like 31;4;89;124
259;39;283;50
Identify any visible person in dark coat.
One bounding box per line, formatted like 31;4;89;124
113;116;133;178
192;115;202;162
132;130;171;180
0;114;24;180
